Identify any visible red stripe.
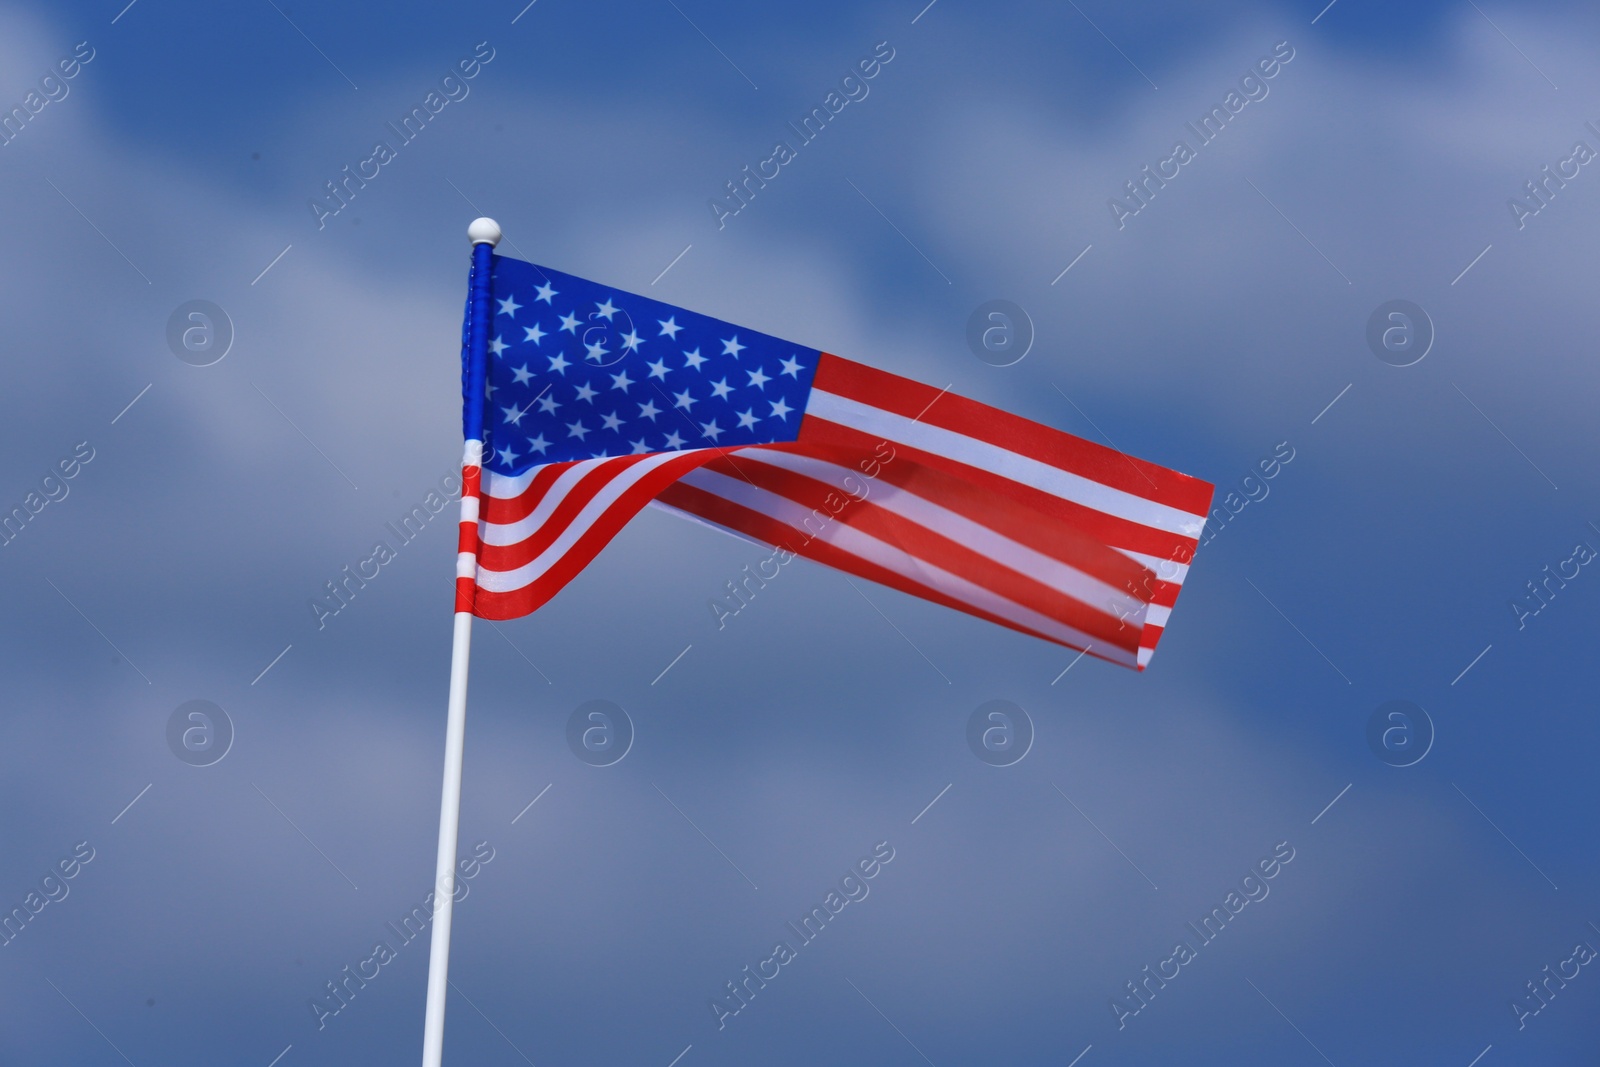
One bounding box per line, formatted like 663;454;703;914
749;438;1160;592
471;438;1186;659
741;442;1192;616
479;462;571;523
656;479;1139;668
454;460;483;614
696;454;1146;653
472;450;723;621
809;353;1214;514
799;416;1201;562
478;455;660;572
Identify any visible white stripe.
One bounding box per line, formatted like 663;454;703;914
481;463;551;500
459;496;479;524
476;452;691;591
677;467;1139;665
735;449;1147;623
456;552;476;579
479;460;609;546
1145;604;1171;628
807;391;1206;537
481;450;709;501
1121;548;1191;585
463;439;483;467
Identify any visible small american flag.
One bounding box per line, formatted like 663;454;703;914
457;253;1213;670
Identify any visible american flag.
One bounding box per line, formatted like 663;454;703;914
456;253;1214;670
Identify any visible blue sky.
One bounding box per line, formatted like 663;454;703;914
2;0;1599;1064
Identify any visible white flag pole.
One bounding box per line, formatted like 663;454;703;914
421;217;501;1067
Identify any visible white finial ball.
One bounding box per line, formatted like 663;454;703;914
467;217;502;247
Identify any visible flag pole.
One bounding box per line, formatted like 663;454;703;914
421;216;500;1067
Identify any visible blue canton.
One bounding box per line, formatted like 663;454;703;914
479;256;822;476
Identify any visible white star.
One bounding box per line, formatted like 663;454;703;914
489;335;508;357
610;370;634;392
673;388;697;410
523;323;547;345
638;399;661;422
584;340;609;363
527;434;550;455
746;366;771;390
646;358;669;380
594;298;618;321
511;364;534;385
699;419;724;441
629;437;651;455
497;295;522;317
534;282;558;304
574;382;598;403
736;408;759;430
779;355;804;378
548;352;571;375
500;403;526;426
621;329;644;353
495;445;519;465
566;420;590;440
536;393;560;414
601;411;624;432
768;397;793;420
559;311;582;334
663;430;686;450
683;347;706;372
709;377;734;400
658;316;682;339
721;335;745;357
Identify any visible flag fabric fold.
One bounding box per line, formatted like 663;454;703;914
457;252;1213;670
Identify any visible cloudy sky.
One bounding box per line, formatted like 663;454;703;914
2;0;1598;1064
